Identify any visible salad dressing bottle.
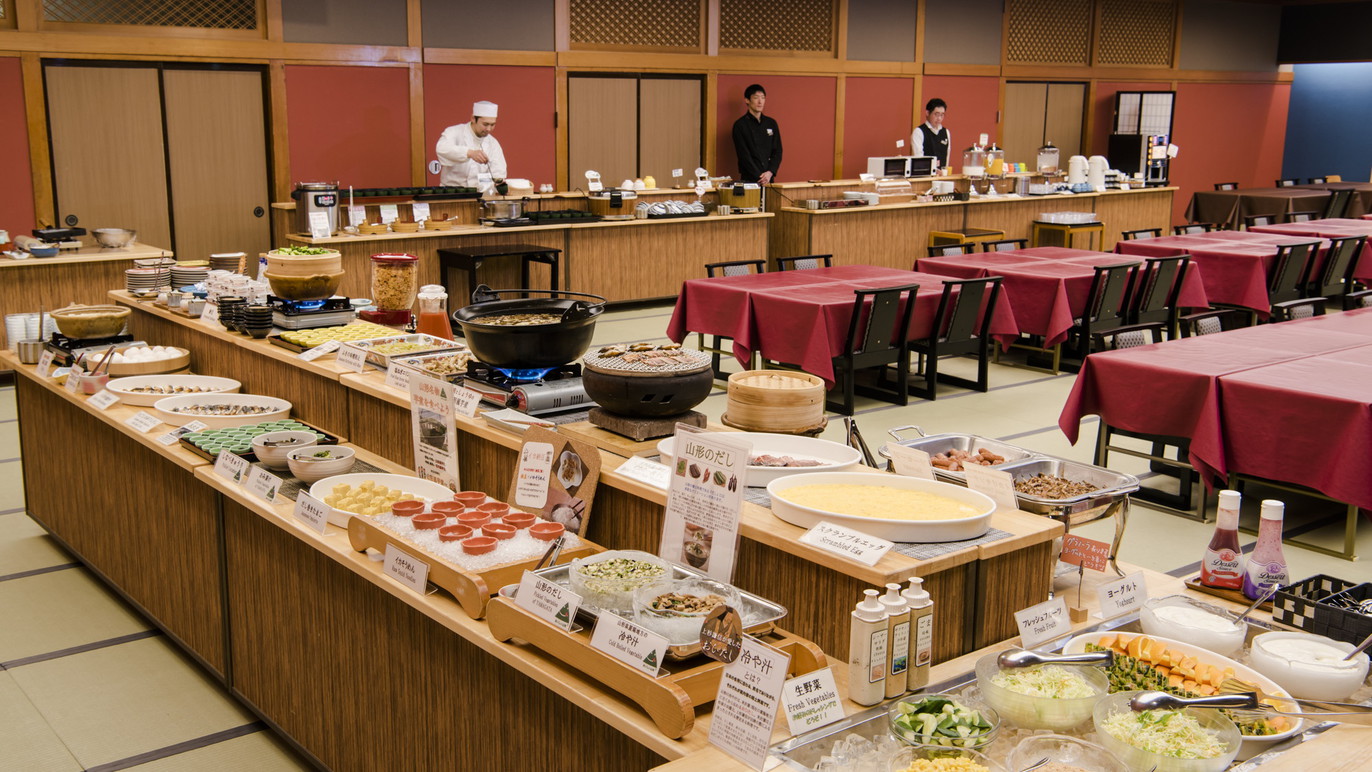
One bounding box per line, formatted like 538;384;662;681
902;577;934;690
848;589;888;706
879;583;911;699
1242;499;1290;600
1201;490;1244;590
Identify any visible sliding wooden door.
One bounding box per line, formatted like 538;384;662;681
568;74;703;186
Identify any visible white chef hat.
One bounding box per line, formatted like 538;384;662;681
472;101;498;118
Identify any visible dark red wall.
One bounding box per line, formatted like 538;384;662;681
285;65;411;188
0;58;37;236
842;77;915;179
1171;83;1290;225
921;75;1000;153
422;64;556;188
716;74;836;182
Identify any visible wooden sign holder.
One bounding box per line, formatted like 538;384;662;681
485;595;827;739
347;516;602;619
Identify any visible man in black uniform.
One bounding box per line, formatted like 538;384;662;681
731;84;782;184
911;98;950;171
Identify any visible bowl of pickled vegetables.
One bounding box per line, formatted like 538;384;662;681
887;694;998;751
974;652;1108;731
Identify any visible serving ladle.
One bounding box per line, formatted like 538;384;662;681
997;648;1113;669
1129;691;1372;726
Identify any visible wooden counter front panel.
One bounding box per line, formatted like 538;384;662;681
1094;189;1174;250
810;207;963;270
566;218;766;302
964;197;1088;245
346;391;415;467
16;381;227;676
222;502;665;771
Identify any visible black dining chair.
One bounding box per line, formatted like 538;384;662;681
906;276;1003;400
1129;255;1191;339
699;259;765;377
1323;188;1354;219
1123;228;1162;240
825;284;920;415
927;243;977;257
981;239;1027;252
1178;309;1243;338
1276;178;1298;187
1243;214;1276;230
776;254;832;271
1068;262;1141;360
1214;182;1239;191
1305;235;1367;308
1309;177;1327;184
1267;242;1324;322
1172;223;1216;235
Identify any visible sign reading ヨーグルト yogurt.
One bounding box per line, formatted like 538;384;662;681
658;425;751;583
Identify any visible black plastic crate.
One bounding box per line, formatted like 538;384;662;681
1315;583;1372;645
1273;574;1356;632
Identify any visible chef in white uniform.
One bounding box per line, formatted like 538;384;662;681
435;100;507;191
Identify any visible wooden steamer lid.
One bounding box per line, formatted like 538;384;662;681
723;370;826;435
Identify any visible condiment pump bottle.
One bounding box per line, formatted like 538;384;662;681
848;589;888;706
1242;499;1290;600
879;583;911;699
901;577;934;690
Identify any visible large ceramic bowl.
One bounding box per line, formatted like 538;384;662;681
51;304;130;339
104;374;241;406
153;393;291;428
766;472;995;542
250;430;318;471
1093;691;1241;772
1140;595;1245;658
1246;631;1370;701
308;472;456;526
657;432;863;487
974;651;1108;731
286;446;356;484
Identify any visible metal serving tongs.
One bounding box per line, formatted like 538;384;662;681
844;417;880;470
997;648;1114;669
1129;691;1372;727
533;534;566;571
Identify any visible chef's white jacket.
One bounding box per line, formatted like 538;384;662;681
435;122;507;188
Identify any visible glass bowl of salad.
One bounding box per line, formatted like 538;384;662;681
1093;691;1241;772
974;651;1108;730
886;745;1004;772
887;693;999;751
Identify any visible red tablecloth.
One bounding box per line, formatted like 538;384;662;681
1059;308;1372;484
666;265;1019;386
1116;232;1337;314
918;247;1209;346
1219;345;1372;510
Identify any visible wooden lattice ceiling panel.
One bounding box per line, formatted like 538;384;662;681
569;0;701;50
1097;0;1176;66
42;0;257;29
1005;0;1093;65
720;0;834;53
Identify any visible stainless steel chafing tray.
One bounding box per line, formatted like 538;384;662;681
497;562;788;660
877;425;1040;483
997;457;1139;527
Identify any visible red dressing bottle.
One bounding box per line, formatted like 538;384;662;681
1200;490;1244;590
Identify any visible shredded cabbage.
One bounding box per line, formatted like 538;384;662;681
990;665;1096;699
1099;709;1226;759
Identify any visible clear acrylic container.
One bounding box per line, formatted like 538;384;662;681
365;253;418;326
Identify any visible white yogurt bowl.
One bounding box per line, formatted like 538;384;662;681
1247;631;1370;701
1140;595;1245;659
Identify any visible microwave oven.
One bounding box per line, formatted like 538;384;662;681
866;156;936;178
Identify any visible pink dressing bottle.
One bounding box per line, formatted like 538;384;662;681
1200;490;1244;590
1242;499;1289;600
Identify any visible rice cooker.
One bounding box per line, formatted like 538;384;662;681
292;181;340;235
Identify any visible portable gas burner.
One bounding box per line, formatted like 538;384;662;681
461;361;595;415
268;295;357;329
45;332;138;367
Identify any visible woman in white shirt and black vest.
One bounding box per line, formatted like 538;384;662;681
910;98;949;171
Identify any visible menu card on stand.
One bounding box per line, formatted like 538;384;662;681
658;425;751;583
782;667;844;736
708;636;792;770
507;427;601;537
408;373;460;492
1098;571;1148;621
1014;597;1070;649
962;464;1021;511
887;444;936;480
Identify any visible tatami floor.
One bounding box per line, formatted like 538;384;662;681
3;302;1368;771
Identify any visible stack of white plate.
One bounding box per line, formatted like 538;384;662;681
126;267;170;293
171;265;209;287
209;252;247;273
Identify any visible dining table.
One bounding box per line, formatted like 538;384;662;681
665;265;1019;387
1185;187;1369;229
1248;216;1372;242
916;247;1210;347
1115;230;1366;315
1058;308;1372;557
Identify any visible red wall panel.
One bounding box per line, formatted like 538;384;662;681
285;65;411;188
0;58;37;236
1171;83;1290;226
422;65;556;188
842;78;915;179
920;75;1000;155
1089;81;1171;157
717;74;836;183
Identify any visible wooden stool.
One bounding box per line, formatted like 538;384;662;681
928;228;1006;248
1032;220;1105;250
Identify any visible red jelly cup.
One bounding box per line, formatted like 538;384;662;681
453;491;487;508
529;522;565;541
412;513;446;530
502;511;536;530
476;501;510;518
391;500;425;518
457;511;491;528
461;536;497;555
431;501;466;516
482;522;516;540
438;524;473;542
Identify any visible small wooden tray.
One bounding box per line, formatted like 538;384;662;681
485;595;827;738
1184;575;1274;612
347;515;602;619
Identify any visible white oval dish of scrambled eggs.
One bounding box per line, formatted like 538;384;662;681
766;472;996;542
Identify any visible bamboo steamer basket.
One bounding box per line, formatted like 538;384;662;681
263;250;342;276
723;370;826;435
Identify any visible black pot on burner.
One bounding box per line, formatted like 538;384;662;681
452;285;606;370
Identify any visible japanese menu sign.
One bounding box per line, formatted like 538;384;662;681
408;372;460;492
506;427;601;537
708;636;791;770
659;425;751;583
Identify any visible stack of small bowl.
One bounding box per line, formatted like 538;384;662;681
217;296;246;331
241;305;273;338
